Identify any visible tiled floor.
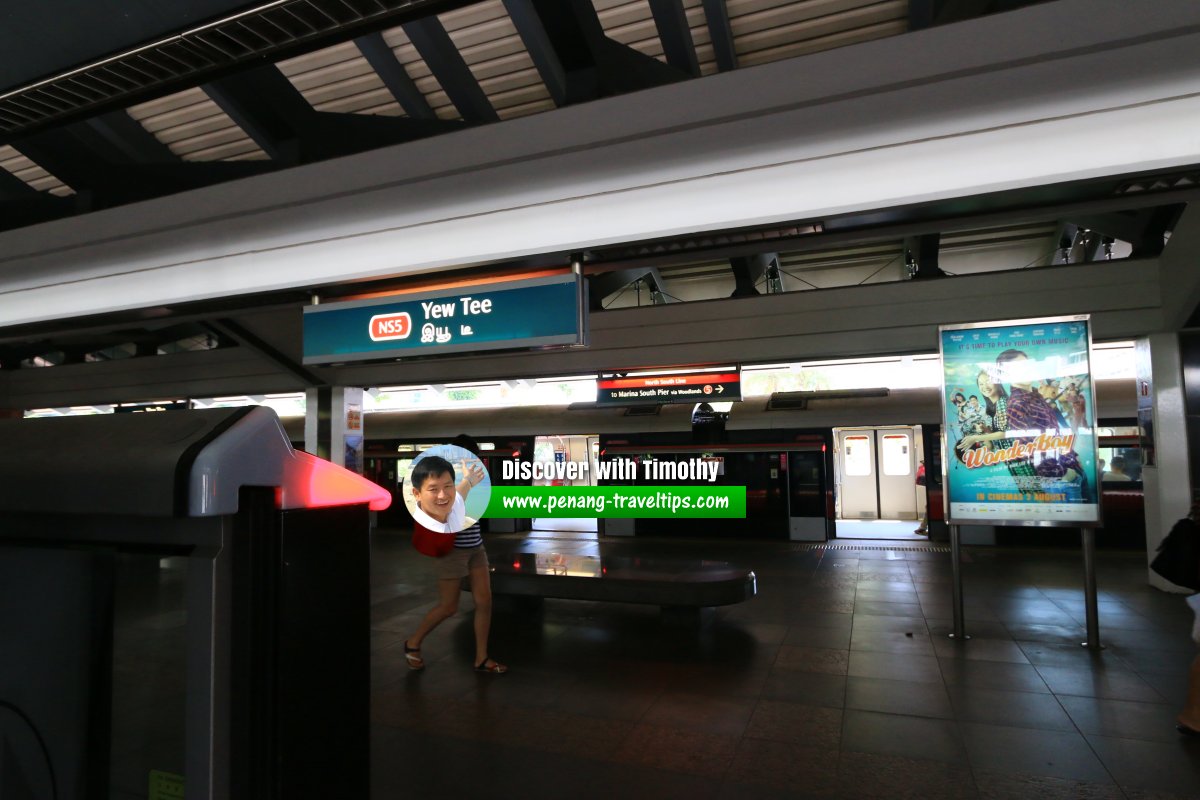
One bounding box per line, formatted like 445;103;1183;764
833;520;929;541
370;531;1200;799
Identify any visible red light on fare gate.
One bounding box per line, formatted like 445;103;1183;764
282;450;393;511
368;312;412;341
513;561;521;569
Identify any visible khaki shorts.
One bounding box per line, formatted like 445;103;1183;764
432;545;489;581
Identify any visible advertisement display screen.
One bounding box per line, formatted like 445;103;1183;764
939;316;1100;526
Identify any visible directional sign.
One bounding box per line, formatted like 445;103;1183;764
597;370;741;405
303;274;586;365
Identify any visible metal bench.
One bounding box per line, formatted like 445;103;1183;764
468;551;756;625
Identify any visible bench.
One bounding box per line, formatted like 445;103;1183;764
467;550;757;625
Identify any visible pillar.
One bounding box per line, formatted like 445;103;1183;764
1138;335;1191;592
304;387;364;473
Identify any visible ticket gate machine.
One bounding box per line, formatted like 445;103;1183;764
0;407;390;800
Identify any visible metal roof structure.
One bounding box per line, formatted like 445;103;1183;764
0;0;1195;391
0;0;1016;228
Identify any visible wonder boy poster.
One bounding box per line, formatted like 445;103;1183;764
940;316;1100;526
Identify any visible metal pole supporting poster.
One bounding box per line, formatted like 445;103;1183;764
937;315;1102;643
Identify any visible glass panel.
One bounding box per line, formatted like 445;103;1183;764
844;435;872;477
1099;446;1142;484
881;434;911;476
788;451;825;517
110;553;187;798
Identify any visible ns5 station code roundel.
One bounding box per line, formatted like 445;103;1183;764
369;312;412;341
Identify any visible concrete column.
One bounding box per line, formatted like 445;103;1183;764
1137;335;1191;592
303;387;364;473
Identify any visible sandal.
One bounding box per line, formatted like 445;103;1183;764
474;656;507;674
404;640;424;671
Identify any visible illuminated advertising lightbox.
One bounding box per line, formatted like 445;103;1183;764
939;316;1100;526
302;274;586;364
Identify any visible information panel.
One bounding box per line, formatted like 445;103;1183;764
597;369;741;405
939;316;1100;526
302;274;585;364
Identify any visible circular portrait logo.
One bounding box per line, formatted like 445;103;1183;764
404;444;492;534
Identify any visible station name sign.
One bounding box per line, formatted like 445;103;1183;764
302;275;586;365
597;369;741;405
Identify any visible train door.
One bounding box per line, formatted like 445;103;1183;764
531;434;598;534
877;428;916;519
837;429;878;519
834;426;919;522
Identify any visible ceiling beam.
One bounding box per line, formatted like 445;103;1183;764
0;0;483;145
0;163;40;202
402;16;499;123
554;0;691;93
588;268;679;310
649;0;701;77
11;115;272;215
565;0;608;46
82;109;178;164
0;197;75;230
1129;204;1184;258
590;36;691;94
729;255;766;297
1065;211;1155;245
354;32;438;120
937;0;993;24
204;63;463;164
13;126;138;206
203;65;311;164
908;0;937;30
701;0;738;72
304;111;466;159
1057;205;1184;261
506;0;690;106
204;318;325;388
503;0;572;106
906;233;946;278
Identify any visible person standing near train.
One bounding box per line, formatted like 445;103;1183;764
404;434;507;675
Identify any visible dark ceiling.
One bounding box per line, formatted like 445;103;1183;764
0;1;263;92
0;0;1054;234
1;0;1194;373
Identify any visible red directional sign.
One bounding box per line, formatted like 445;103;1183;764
597;370;741;404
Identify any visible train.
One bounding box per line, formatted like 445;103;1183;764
283;379;1144;548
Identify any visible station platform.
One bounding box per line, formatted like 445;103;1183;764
369;530;1200;799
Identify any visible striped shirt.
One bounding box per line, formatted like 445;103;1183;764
455;520;483;549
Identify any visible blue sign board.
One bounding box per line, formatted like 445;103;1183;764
303;275;586;364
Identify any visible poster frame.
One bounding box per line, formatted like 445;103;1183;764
938;314;1101;529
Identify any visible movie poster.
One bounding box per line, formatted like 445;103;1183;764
939;316;1100;526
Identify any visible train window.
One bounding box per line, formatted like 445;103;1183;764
396;458;415;488
1098;446;1142;483
881;434;911;476
844;435;871;476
